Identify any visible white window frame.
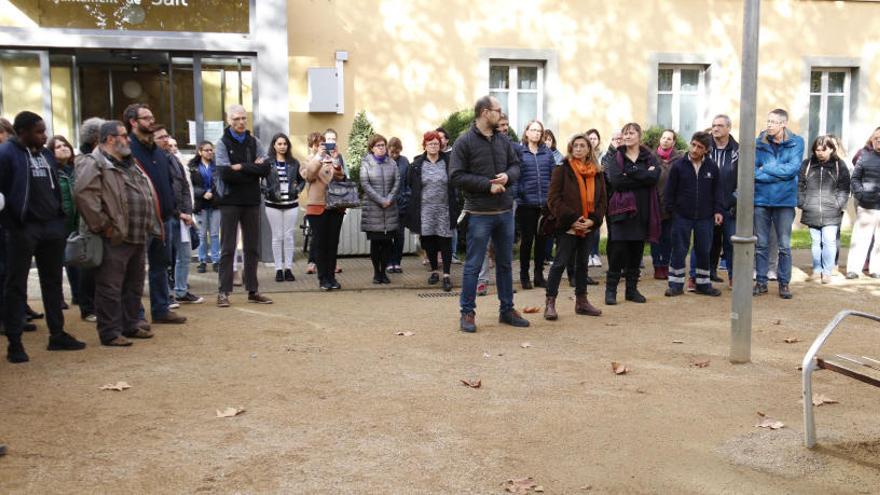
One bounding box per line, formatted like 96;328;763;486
808;68;851;143
656;64;706;135
489;61;544;134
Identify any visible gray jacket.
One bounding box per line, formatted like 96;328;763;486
449;124;521;212
167;152;193;215
359;154;400;233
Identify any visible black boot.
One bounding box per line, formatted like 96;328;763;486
520;272;533;290
534;269;546;288
624;270;647;303
605;271;621;305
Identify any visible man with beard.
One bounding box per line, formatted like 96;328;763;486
75;121;162;346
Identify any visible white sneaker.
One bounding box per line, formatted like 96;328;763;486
768;270;778;281
592;255;603;267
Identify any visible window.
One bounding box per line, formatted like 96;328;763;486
808;69;850;145
656;65;707;140
489;62;544;135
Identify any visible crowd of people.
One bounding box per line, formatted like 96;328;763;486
0;95;878;360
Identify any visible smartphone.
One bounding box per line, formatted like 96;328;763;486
324;142;336;152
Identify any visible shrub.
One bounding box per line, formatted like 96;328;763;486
346;110;374;186
642;125;688;152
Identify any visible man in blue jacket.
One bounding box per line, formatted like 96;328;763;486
664;131;723;297
0;111;86;363
753;109;805;299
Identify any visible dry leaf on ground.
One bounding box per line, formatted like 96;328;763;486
773;319;782;325
611;362;630;375
812;394;838;406
692;360;710;368
395;331;415;337
755;412;784;429
672;340;684;344
605;323;619;327
502;477;538;494
520;342;532;349
99;381;131;391
522;306;540;314
783;337;800;344
460;379;481;389
216;407;245;418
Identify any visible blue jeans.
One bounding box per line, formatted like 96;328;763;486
147;219;173;318
810;225;839;276
669;216;714;291
755;206;795;285
650;218;673;268
196;208;221;264
460;211;515;315
170;218;192;298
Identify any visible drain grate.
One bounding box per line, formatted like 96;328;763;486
417;291;460;298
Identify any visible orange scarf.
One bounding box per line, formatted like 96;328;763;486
569;158;597;219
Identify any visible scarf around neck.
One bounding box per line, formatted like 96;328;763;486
656;146;674;161
569;158;597;231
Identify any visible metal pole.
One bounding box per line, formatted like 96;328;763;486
730;0;761;363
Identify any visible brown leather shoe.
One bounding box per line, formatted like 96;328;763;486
575;294;602;316
102;336;132;347
124;328;154;339
136;320;151;331
544;296;558;321
153;311;187;324
217;293;230;307
248;292;273;304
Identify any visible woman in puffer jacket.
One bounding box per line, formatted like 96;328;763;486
360;134;400;284
516;120;556;289
846;127;880;279
798;135;850;284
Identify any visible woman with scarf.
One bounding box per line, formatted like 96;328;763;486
189;141;221;273
650;129;683;280
604;123;661;305
49;135;78;309
544;134;607;320
359;134;400;284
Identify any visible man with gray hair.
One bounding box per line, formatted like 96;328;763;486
75;120;162;346
78;117;104;155
73;117;104;323
213;104;272;307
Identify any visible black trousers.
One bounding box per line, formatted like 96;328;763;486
3;219;66;340
307;215;318;264
607;240;645;275
421;235;452;274
78;267;96;318
95;241;146;344
547;232;591;297
219;205;261;294
308;209;345;284
369;235;393;277
709;223;723;274
516;205;547;279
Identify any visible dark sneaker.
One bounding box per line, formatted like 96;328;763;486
460;312;477;333
154;311;187;324
499;309;530;328
779;284;792;299
275;270;284;282
695;287;722;297
752;283;768;296
585;276;599;286
248;292;273;304
320;281;333;291
284;269;295;282
47;332;87;351
137;320;151;331
665;287;684;297
7;341;29;363
442;276;453;292
197;263;207;273
380;274;391;284
710;274;724;283
212;263;220;273
23;322;37;332
178;292;204;304
217;293;230;307
25;306;43;320
845;272;860;280
428;273;440;285
329;279;342;290
373;276;383;285
123;328;154;339
102;336;132;347
520;277;533;290
168;296;180;310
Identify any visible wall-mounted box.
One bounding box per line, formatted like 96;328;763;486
308;67;339;113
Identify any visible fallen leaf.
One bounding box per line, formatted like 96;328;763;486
522;306;540;314
395;331;415;337
755;413;784;429
773;319;782;325
605;323;618;327
99;381;131;391
535;487;545;493
502;477;538;494
460;379;481;389
692;359;710;368
672;340;684;344
783;337;800;344
482;352;492;358
611;362;630;375
520;342;532;349
216;407;245;418
812;394;838;406
581;485;593;491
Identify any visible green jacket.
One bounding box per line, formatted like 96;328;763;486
59;165;78;234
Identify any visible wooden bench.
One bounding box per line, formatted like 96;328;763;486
801;310;880;448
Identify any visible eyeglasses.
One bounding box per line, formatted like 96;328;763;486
489;107;502;114
767;120;784;126
136;115;155;122
108;133;130;140
373;143;386;148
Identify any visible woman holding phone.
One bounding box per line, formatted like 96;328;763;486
303;129;346;290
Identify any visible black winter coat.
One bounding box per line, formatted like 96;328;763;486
405;152;460;235
851;149;880;210
798;157;850;227
449;124;521;212
189;158;217;213
605;146;660;241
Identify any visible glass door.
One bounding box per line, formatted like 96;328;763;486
194;55;253;146
0;50;49;132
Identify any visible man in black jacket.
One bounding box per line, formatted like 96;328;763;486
213;104;272;307
664;131;723;297
0;111;86;363
123;103;186;325
450;96;529;333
